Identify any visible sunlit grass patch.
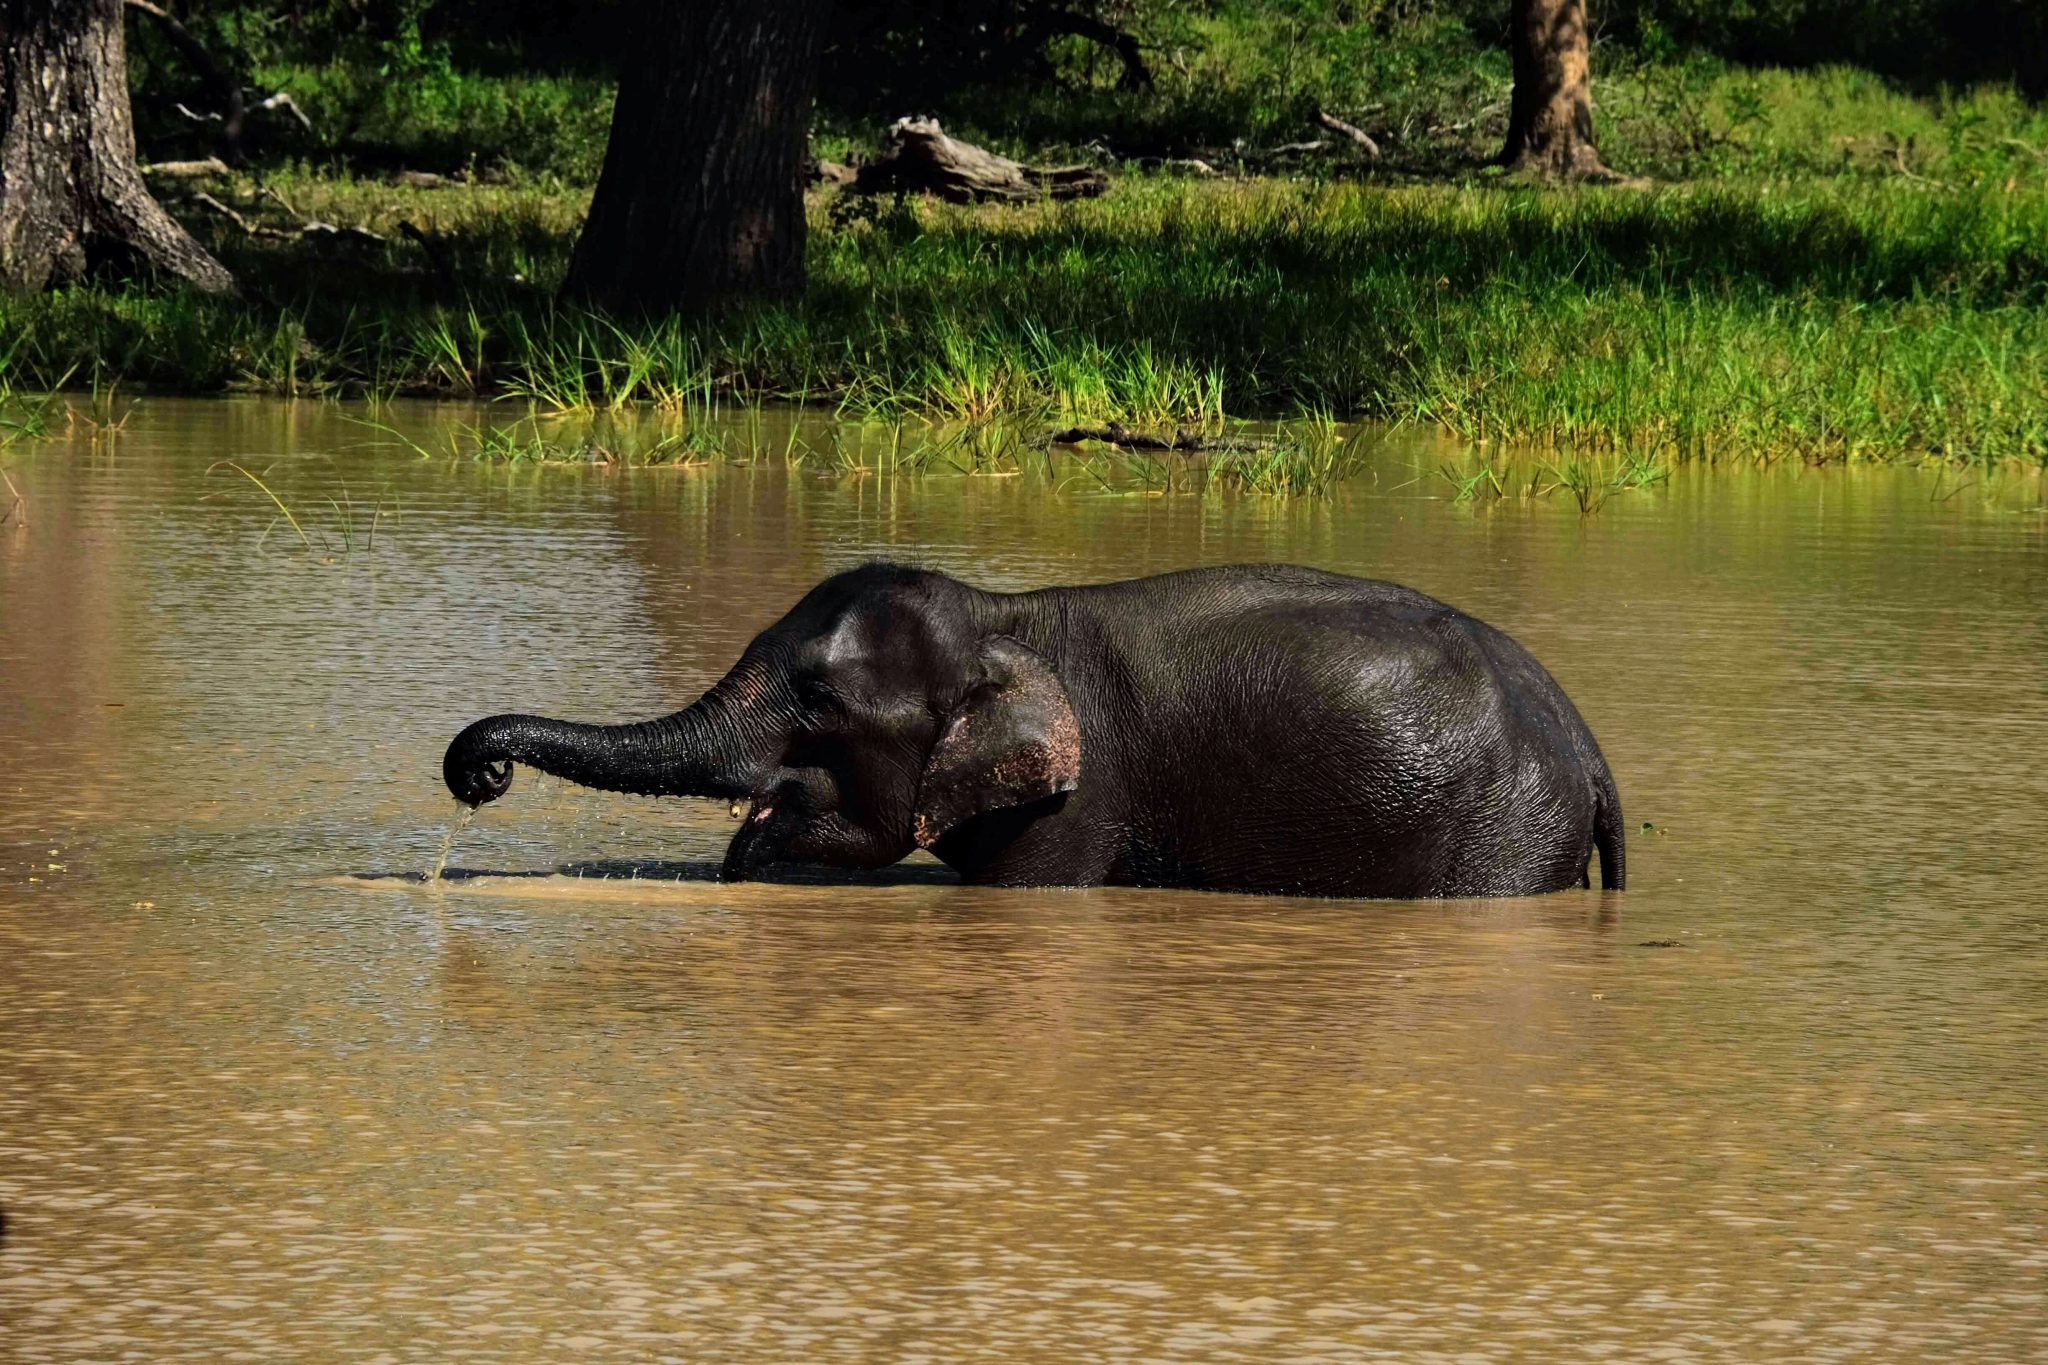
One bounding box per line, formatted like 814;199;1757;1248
3;171;2046;472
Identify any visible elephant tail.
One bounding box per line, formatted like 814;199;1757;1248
1591;769;1626;891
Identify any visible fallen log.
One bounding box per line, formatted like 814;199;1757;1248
852;118;1108;203
140;157;233;179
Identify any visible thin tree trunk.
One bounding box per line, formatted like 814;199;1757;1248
0;0;233;292
1499;0;1622;181
561;0;827;315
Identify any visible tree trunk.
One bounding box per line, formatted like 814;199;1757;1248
561;0;827;315
0;0;233;293
1499;0;1621;181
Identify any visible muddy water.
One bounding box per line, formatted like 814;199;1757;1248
2;400;2044;1361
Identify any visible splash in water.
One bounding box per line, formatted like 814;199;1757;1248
427;802;477;882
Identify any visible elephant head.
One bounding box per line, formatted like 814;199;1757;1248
442;565;1081;880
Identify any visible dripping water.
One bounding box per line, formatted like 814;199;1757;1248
428;802;477;882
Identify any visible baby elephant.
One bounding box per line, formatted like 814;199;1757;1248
445;563;1624;898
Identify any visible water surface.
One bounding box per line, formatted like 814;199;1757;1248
2;402;2044;1360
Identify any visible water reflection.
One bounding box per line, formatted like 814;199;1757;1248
1;400;2044;1359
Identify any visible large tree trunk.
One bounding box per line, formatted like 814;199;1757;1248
1499;0;1621;181
0;0;233;292
561;0;827;315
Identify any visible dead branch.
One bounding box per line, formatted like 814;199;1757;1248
1427;98;1510;136
1888;139;1951;190
191;191;288;238
1316;110;1382;158
852;118;1109;203
248;90;313;134
190;189;385;245
262;184;386;243
0;466;25;528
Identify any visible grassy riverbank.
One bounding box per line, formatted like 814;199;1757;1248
9;22;2048;471
5;171;2044;468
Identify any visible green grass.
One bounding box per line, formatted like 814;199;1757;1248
7;46;2048;474
6;167;2044;469
202;458;396;557
1436;448;1675;514
34;10;2048;505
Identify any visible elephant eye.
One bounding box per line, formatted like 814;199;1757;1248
796;676;844;714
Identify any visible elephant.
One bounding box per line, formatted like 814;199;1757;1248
443;563;1625;898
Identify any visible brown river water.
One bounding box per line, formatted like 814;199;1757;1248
2;400;2044;1360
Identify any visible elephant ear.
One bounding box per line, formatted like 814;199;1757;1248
912;636;1081;849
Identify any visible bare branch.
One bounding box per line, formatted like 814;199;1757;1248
249;91;314;134
190;191;284;237
189;189;384;244
0;466;25;529
1316;109;1382;158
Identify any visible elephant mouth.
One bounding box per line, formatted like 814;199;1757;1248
715;767;917;883
720;795;798;881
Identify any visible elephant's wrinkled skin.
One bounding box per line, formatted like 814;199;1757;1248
444;563;1625;897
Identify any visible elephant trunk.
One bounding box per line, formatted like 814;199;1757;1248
443;690;763;807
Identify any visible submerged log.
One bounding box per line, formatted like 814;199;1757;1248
852;118;1108;203
1046;424;1277;454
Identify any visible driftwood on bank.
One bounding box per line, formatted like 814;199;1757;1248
849;118;1109;203
1046;424;1279;454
